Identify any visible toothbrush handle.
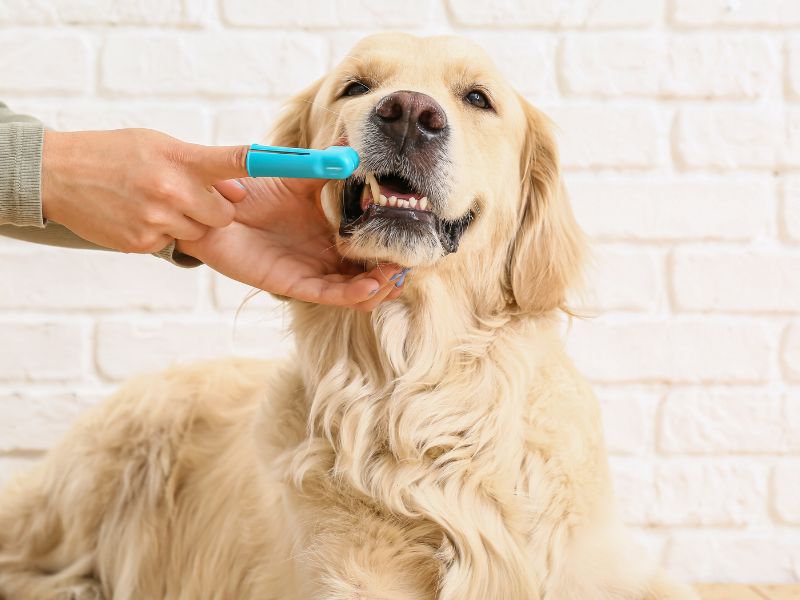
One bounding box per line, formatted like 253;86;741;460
245;145;359;179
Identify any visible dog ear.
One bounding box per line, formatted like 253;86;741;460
269;78;324;148
506;97;585;315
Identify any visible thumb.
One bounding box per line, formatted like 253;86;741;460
186;143;250;181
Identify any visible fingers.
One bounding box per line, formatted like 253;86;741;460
182;185;236;228
286;264;406;308
186;143;250;181
352;267;409;312
287;276;382;307
167;216;208;242
213;179;247;203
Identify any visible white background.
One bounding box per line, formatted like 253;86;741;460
1;0;799;583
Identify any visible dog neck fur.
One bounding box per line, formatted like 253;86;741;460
285;271;555;597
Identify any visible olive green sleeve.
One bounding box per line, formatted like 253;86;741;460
0;102;45;227
0;101;200;267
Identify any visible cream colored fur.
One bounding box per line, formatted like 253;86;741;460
0;34;696;600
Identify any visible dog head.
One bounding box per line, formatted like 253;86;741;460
271;33;584;315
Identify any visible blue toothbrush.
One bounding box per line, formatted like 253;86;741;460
246;144;360;179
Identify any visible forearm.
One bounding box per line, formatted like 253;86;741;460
0;102;45;227
0;106;200;266
0;222;195;265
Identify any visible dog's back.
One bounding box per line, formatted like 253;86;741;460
0;357;293;600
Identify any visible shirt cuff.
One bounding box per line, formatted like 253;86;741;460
0;122;45;227
154;240;203;267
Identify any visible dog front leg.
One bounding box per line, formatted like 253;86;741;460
288;506;441;600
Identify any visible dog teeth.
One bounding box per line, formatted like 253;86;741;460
360;172;432;212
365;172;380;205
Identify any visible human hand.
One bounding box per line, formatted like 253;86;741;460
177;177;407;310
41;128;249;252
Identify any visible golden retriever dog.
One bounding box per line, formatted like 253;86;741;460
0;34;696;600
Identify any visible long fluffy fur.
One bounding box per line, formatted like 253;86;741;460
0;34;696;600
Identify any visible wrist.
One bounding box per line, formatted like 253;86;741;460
40;130;66;221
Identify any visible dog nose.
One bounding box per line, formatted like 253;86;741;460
373;91;448;150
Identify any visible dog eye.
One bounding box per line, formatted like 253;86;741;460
342;81;370;97
465;90;491;110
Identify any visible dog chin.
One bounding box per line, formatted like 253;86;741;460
337;223;443;268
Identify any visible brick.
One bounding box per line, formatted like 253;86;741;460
561;35;663;97
672;249;800;313
627;530;667;565
0;321;85;382
783;108;800;168
223;0;433;28
547;105;665;169
57;0;196;25
773;462;800;524
0;0;205;25
576;246;661;312
666;534;800;582
614;461;767;528
0;457;41;490
673;0;800;27
447;0;661;28
598;391;655;455
0;251;198;310
567;319;771;383
782;177;800;243
787;395;800;452
0;392;102;452
609;458;655;525
101;33;327;97
659;392;787;454
0;0;57;23
55;105;210;145
214;103;282;146
441;33;558;98
212;273;286;312
788;40;800;98
783;324;800;382
667;35;777;99
0;32;91;94
653;463;767;526
675;107;783;169
95;318;293;380
568;177;773;242
562;34;777;99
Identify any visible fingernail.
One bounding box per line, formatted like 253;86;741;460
234;179;246;190
394;268;411;288
368;287;379;297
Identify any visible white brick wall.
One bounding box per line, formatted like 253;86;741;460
1;0;798;583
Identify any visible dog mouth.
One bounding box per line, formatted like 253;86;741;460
338;172;474;255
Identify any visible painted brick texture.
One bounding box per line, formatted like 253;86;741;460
1;0;798;583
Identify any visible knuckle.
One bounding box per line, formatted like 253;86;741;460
230;145;248;172
126;232;160;253
142;206;168;227
149;177;179;202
